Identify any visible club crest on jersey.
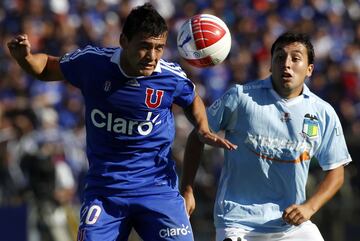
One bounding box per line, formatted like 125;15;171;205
302;114;319;138
145;88;164;109
104;81;111;92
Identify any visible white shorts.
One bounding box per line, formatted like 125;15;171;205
216;221;324;241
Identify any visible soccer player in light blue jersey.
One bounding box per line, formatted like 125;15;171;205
181;32;352;241
7;3;237;241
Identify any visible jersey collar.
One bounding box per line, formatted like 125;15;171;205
111;48;162;78
266;76;312;98
265;76;314;105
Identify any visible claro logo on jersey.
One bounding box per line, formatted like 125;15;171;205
159;224;191;238
91;109;161;136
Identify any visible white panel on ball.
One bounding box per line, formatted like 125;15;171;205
177;14;231;68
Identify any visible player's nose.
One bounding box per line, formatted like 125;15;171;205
145;49;156;61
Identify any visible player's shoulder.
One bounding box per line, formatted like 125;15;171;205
305;87;338;116
60;45;118;63
240;78;270;91
229;78;270;97
158;59;188;79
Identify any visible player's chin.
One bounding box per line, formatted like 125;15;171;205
139;68;155;76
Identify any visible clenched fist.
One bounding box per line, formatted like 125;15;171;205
7;34;32;61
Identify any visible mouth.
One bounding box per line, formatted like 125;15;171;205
140;63;155;70
281;72;293;80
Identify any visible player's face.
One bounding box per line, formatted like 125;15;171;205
270;42;314;99
120;32;167;76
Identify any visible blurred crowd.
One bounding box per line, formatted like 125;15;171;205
0;0;359;241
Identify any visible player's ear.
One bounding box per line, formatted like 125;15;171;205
120;34;128;48
306;63;314;77
269;56;274;73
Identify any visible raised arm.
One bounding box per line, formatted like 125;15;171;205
282;165;345;226
7;34;64;81
183;94;237;150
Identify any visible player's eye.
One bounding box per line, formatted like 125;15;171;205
139;44;150;50
275;54;285;61
292;55;302;62
155;46;164;52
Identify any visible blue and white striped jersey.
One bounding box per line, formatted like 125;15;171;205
207;77;352;232
60;46;195;197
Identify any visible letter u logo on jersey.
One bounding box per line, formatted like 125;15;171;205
145;88;164;108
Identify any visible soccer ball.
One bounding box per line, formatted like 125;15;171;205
177;14;231;68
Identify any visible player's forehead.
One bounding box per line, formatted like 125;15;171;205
130;31;168;44
273;42;308;55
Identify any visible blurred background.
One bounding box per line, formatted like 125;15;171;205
0;0;359;241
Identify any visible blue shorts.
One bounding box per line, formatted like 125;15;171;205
77;191;194;241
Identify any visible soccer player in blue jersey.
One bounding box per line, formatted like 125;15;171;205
7;3;237;241
181;32;352;241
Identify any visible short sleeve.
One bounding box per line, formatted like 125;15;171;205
59;46;92;89
315;109;352;170
206;85;239;133
173;77;196;108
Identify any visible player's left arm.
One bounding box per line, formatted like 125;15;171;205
183;93;237;150
282;165;344;226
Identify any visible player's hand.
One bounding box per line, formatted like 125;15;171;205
182;188;196;216
7;34;32;60
197;130;237;151
282;203;315;226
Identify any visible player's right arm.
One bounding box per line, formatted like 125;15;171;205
7;34;64;81
282;165;345;226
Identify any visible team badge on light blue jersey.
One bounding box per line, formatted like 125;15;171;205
302;114;319;138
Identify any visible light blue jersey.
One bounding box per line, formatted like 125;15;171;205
207;77;352;233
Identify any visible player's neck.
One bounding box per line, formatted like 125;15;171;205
119;52;138;77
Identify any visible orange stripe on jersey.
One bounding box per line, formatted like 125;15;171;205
252;150;310;164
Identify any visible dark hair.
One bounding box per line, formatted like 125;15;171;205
271;32;315;64
121;3;168;40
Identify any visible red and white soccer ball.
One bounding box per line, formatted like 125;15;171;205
177;14;231;68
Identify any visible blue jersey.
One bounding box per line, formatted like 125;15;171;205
207;78;352;232
60;46;195;197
